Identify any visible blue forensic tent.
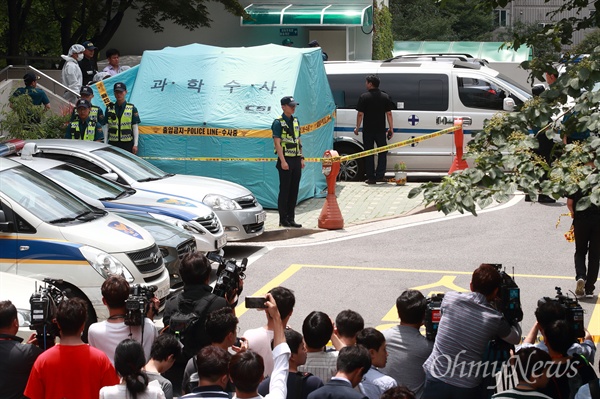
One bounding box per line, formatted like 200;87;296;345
90;44;336;209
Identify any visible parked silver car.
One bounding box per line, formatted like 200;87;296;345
27;140;267;240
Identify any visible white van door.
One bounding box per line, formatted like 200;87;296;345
379;71;455;172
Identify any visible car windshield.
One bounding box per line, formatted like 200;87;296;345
42;164;128;201
91;146;170;182
495;73;531;99
1;165;95;223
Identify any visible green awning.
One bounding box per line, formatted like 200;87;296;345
242;4;373;27
392;41;533;62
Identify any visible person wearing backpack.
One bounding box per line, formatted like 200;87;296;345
162;251;235;396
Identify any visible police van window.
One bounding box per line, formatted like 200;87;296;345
384;74;449;111
327;74;367;109
327;73;448;111
457;77;505;110
16;214;36;233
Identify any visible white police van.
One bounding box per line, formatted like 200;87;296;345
0;157;171;323
325;57;532;180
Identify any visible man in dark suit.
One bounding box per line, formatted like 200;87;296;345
307;346;371;399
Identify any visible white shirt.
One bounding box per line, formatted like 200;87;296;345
243;327;275;376
88;318;157;364
100;380;165;399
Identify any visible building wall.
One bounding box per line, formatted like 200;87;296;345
105;2;373;60
500;0;595;48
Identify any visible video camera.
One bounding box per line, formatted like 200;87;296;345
29;278;66;350
207;252;247;299
490;264;523;324
538;286;585;340
424;293;444;341
125;284;157;326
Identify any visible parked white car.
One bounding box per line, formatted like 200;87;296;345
325;58;532;180
27;140;267;240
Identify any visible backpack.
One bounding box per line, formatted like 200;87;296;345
167;294;218;358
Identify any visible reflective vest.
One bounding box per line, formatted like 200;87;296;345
72;106;100;123
107;103;133;142
69;118;96;141
275;116;301;157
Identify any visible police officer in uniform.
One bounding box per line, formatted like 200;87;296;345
105;82;140;153
65;99;103;141
272;96;304;228
70;86;104;125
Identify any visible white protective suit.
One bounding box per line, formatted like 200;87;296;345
61;44;85;104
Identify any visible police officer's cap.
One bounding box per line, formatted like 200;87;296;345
76;99;91;109
280;96;299;107
80;86;93;96
114;82;127;92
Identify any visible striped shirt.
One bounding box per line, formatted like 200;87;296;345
423;291;520;388
298;350;338;383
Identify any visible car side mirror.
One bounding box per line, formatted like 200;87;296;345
0;210;14;233
102;173;119;181
503;97;516;111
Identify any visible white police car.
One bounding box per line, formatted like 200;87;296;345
12;144;227;254
0;157;170;322
27;140;266;240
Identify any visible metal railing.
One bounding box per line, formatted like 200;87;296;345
0;65;79;99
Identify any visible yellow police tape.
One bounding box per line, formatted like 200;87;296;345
141;125;460;163
138;113;334;139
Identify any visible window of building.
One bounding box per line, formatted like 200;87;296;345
494;9;508;27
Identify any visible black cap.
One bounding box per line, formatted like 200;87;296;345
280;96;299;106
82;41;97;50
23;72;39;83
308;40;320;47
80;86;93;96
114;82;126;92
75;99;91;109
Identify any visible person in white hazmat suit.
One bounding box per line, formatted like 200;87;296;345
61;44;85;104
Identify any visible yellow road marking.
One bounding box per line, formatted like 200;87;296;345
235;264;303;317
238;264;600;339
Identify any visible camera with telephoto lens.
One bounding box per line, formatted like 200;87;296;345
538;286;585;340
424;293;444;341
490;264;523;324
29;278;65;350
124;284;157;326
207;252;247;299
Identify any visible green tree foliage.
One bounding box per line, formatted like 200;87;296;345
1;94;70;140
373;3;394;60
389;0;493;41
1;0;246;65
409;37;600;215
573;29;600;54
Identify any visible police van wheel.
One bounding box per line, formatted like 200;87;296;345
335;144;364;182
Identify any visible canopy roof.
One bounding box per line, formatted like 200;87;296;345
242;3;373;26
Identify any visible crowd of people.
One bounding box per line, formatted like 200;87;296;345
1;256;598;399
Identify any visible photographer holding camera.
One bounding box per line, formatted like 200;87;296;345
162;251;237;395
422;264;521;399
0;300;43;399
88;275;159;364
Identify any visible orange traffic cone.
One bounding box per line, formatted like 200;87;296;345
318;150;344;229
448;119;468;174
